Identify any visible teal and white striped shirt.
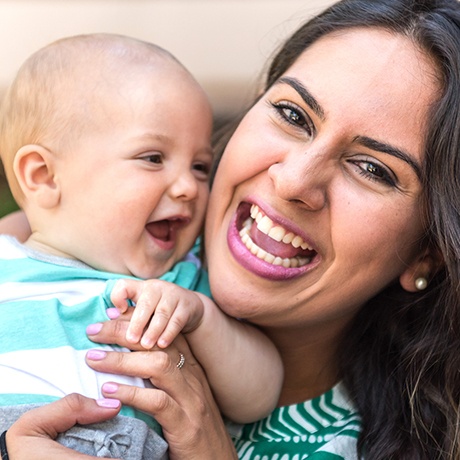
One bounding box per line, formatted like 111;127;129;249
0;235;209;429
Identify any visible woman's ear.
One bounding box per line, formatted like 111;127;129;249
399;246;444;293
13;144;60;209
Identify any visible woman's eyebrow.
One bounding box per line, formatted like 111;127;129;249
277;76;325;121
276;76;422;179
354;135;422;179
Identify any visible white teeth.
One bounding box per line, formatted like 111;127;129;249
282;258;291;268
268;226;285;242
250;205;313;251
257;215;272;235
256;247;268;259
273;257;283;266
242;217;252;230
292;235;303;249
238;223;312;268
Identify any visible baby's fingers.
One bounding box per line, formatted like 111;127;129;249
110;279;143;313
139;297;184;349
126;289;162;344
155;309;190;348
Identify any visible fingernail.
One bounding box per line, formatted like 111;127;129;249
102;382;119;394
86;323;103;335
96;398;121;409
141;337;154;349
157;338;168;348
86;349;107;360
126;330;139;344
106;308;120;319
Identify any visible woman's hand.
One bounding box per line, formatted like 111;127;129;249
86;318;238;460
6;393;121;460
6;315;238;460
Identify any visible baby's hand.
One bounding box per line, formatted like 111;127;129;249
110;279;204;349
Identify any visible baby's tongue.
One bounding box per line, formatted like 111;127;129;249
146;220;170;241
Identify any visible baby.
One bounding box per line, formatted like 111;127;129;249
0;34;283;459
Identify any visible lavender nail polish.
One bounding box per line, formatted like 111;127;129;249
86;349;107;360
96;398;121;409
86;323;103;335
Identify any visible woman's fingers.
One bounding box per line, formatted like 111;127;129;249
86;335;202;414
86;312;151;351
101;381;182;424
86;336;193;384
6;394;121;460
86;337;238;459
11;393;121;435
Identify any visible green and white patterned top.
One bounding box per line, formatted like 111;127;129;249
229;382;361;459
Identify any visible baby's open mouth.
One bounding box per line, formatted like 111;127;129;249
237;203;317;268
146;218;189;242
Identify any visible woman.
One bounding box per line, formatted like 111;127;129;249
3;0;460;458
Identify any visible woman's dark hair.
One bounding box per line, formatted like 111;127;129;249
263;0;460;458
214;0;460;458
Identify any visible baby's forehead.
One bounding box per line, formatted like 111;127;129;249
37;34;185;84
21;35;209;139
44;39;192;100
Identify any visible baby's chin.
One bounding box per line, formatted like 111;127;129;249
125;257;187;280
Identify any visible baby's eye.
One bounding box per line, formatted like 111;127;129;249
192;162;211;180
143;153;163;164
271;101;314;136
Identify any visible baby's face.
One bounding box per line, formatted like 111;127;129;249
51;63;213;278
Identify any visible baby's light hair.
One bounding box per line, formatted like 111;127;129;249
0;33;185;205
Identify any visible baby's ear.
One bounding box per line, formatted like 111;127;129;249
13;144;60;209
399;245;444;293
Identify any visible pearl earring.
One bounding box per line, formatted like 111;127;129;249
415;277;428;291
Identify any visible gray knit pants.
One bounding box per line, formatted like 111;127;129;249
0;404;168;459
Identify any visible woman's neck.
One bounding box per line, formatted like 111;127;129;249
261;324;344;407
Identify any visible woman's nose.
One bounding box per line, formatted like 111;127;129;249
267;149;329;210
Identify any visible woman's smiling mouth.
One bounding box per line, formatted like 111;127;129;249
228;202;318;280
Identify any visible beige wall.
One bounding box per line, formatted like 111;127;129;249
0;0;334;116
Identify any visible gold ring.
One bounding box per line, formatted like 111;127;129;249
176;352;185;369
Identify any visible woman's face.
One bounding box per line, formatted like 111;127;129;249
205;28;440;334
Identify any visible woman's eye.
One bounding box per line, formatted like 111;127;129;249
351;159;397;187
271;102;314;136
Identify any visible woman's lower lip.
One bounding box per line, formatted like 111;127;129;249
227;213;312;281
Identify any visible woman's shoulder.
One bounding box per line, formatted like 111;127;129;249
228;382;361;459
